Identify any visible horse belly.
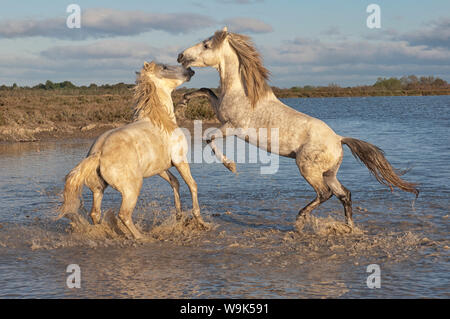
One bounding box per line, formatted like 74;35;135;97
139;143;172;178
99;127;172;182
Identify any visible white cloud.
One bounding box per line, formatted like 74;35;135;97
0;8;215;39
40;40;181;63
264;37;449;68
0;8;274;40
0;15;448;87
396;17;450;48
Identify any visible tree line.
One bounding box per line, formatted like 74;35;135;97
1;81;134;91
1;76;448;98
1;76;447;91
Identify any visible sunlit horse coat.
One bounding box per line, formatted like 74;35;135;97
59;62;207;239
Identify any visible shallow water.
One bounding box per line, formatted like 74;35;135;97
0;96;448;298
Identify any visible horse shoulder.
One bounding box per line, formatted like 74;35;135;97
168;128;189;164
219;93;251;124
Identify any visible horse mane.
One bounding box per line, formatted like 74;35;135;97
133;69;176;132
212;30;271;107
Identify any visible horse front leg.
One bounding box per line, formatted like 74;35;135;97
173;162;210;230
181;88;219;115
159;170;182;221
180;89;237;173
205;123;237;174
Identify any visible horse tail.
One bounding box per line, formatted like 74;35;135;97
57;153;101;220
341;137;419;197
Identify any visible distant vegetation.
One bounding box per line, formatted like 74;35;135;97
1;80;134;94
0;75;448;141
1;75;448;97
274;75;449;98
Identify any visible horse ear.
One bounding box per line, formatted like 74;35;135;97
144;61;156;71
222;26;228;32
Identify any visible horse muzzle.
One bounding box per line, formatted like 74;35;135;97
185;67;195;80
178;53;194;67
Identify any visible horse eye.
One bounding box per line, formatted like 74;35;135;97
203;43;209;49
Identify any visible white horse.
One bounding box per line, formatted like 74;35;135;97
178;27;418;230
58;62;208;239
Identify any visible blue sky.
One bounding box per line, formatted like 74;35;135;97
0;0;449;87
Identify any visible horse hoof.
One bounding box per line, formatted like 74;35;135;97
294;223;304;232
345;223;354;233
294;214;310;232
196;221;212;231
91;216;101;225
225;162;237;174
294;220;306;232
345;219;355;231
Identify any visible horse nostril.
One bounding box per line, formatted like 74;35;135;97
177;53;184;63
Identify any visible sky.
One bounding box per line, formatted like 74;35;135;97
0;0;449;88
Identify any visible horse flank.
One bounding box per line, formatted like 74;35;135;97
213;30;271;107
133;70;176;132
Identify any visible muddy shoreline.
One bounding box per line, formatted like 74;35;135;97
0;119;220;144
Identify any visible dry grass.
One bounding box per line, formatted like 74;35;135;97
0;90;132;128
0;88;215;142
173;89;217;120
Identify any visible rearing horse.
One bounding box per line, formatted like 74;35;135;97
178;27;418;230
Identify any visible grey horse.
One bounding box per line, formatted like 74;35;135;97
178;27;418;230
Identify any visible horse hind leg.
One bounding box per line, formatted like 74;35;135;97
117;182;144;240
89;188;104;224
323;171;353;228
86;171;107;225
159;170;182;220
295;165;333;230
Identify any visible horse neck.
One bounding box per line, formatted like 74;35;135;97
155;86;176;121
216;46;275;107
217;48;246;98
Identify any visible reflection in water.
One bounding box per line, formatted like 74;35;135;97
0;96;449;298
